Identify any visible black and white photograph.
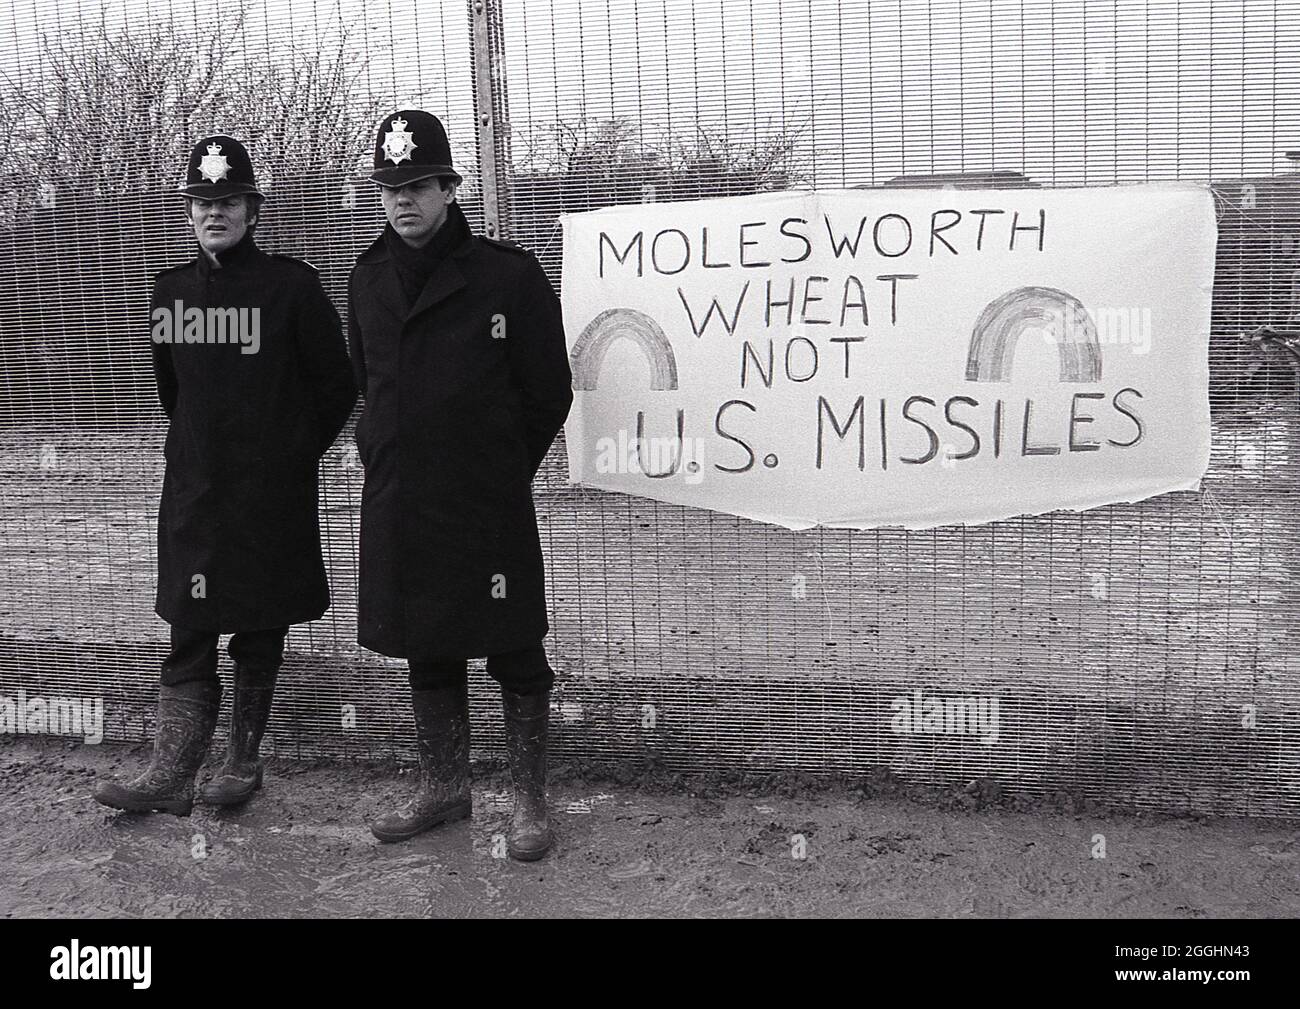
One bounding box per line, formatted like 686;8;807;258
0;0;1296;949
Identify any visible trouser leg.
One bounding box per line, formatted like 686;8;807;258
160;625;220;687
408;656;469;692
485;642;554;695
227;626;289;675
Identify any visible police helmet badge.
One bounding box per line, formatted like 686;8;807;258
180;135;262;199
199;143;231;183
369;109;461;187
382;117;418;165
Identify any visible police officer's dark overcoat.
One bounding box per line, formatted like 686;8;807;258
150;233;357;631
347;203;573;660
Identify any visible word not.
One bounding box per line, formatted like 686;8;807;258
0;689;102;743
151;302;261;355
890;688;1000;745
49;941;151;989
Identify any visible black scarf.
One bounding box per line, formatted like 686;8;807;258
383;202;469;307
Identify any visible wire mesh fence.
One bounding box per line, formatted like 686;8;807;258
1;0;1298;816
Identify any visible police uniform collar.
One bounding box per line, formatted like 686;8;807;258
386;203;469;259
196;229;261;275
445;202;473;255
358;202;474;266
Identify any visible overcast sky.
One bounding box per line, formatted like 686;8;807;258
4;0;1298;186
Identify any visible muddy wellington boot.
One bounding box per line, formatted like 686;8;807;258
369;682;472;842
92;679;222;816
199;664;277;805
501;687;553;861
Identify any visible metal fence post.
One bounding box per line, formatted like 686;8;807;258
469;0;512;240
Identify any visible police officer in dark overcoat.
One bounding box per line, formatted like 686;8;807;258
349;111;572;859
94;135;357;815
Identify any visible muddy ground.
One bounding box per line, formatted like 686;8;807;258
1;736;1296;918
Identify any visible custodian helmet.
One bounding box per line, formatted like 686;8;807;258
370;109;462;188
179;135;263;200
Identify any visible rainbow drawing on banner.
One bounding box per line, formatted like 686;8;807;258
966;286;1102;383
571;307;679;391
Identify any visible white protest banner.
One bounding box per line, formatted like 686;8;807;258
559;185;1214;530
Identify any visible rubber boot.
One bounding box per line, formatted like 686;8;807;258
92;679;221;816
369;682;472;842
199;664;277;805
501;687;552;861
